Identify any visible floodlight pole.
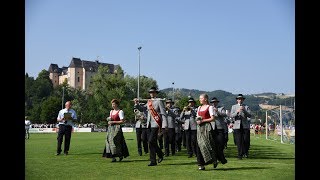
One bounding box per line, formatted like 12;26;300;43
137;46;142;99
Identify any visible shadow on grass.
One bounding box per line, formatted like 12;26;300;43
68;152;104;155
161;161;198;166
224;144;294;160
112;159;150;163
206;166;272;171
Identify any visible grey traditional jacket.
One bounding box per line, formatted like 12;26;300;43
166;108;177;129
230;104;252;129
212;105;227;130
180;107;197;130
134;98;168;128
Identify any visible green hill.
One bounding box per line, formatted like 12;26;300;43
161;88;294;112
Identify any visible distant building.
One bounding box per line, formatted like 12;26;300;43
48;57;120;90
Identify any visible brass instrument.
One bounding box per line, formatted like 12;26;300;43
183;105;192;111
134;108;147;125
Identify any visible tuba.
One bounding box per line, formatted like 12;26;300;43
134;108;147;125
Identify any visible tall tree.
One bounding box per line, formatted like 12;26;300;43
39;96;61;124
89;65;129;121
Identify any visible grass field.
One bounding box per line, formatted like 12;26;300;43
25;132;295;180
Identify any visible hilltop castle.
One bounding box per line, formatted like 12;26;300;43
48;57;119;90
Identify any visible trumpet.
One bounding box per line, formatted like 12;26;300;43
183;105;191;111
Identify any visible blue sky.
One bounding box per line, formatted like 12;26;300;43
25;0;295;95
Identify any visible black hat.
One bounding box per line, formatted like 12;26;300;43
165;98;174;104
210;97;220;103
236;94;246;99
188;97;195;103
148;87;159;93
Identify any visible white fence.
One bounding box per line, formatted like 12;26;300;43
28;127;134;133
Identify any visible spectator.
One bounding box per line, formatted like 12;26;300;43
25;116;31;139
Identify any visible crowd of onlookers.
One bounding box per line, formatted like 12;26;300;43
28;122;295;143
30;123;97;129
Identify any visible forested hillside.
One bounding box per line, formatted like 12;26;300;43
161;88;295;112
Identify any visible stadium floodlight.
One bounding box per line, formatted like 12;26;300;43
137;46;142;99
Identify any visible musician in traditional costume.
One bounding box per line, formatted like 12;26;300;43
210;97;228;164
174;107;183;152
180;97;198;158
133;87;167;166
134;103;149;156
164;98;177;156
230;94;252;159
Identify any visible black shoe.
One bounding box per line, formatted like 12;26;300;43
238;156;243;160
148;162;157;166
243;154;248;158
198;166;205;170
138;151;142;156
158;157;163;163
55;153;61;156
64;152;68;155
111;158;117;162
119;157;123;161
213;161;218;168
221;159;228;164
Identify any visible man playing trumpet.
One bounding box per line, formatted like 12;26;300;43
163;98;177;157
133;87;168;166
180;97;198;158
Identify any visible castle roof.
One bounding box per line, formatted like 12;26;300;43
48;64;62;73
69;57;82;68
81;60;116;73
49;57;118;74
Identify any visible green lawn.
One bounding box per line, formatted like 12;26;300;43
25;132;295;180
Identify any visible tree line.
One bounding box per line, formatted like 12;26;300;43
25;65;294;127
